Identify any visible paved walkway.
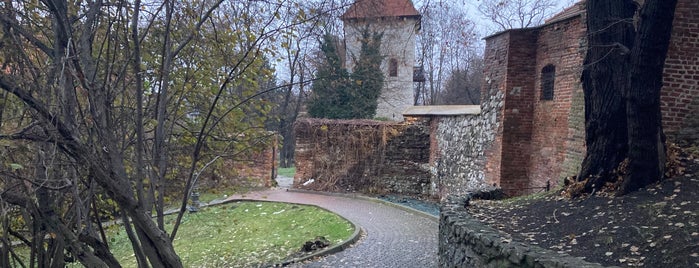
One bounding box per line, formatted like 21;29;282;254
225;179;438;267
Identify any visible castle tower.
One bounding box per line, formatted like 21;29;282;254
341;0;421;121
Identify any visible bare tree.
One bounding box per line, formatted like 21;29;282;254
416;1;480;105
270;1;329;168
438;54;483;105
0;0;321;267
478;0;566;31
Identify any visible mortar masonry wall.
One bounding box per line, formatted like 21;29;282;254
663;0;699;142
425;93;504;201
483;0;699;195
440;1;698;265
293;95;503;200
293;119;433;197
194;135;277;190
439;196;616;268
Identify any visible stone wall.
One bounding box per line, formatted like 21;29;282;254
293;118;432;197
440;197;612;268
293;102;504;200
420;103;502;201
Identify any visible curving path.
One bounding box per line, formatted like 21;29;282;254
224;185;438;267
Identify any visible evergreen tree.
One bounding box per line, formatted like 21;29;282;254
308;33;353;119
350;29;384;119
308;30;384;119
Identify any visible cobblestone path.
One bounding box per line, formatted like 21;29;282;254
226;189;438;268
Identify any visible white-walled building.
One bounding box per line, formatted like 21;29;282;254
341;0;421;121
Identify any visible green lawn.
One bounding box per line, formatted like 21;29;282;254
277;166;296;177
82;201;354;267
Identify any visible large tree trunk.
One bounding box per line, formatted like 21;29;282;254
577;0;637;193
578;0;678;196
621;0;677;194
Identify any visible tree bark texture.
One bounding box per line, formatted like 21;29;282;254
579;0;678;196
578;0;637;192
621;0;677;194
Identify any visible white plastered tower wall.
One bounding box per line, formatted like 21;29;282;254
341;0;421;121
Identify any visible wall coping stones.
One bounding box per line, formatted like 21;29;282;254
403;105;481;116
440;196;618;268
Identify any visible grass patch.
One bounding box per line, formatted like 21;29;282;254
73;201;353;267
277;167;296;178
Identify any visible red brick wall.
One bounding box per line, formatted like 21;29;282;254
499;30;538;196
528;16;586;191
193;135;277;190
662;0;699;141
230;135;277;188
482;0;699;197
482;33;510;188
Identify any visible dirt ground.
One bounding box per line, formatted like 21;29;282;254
468;156;699;267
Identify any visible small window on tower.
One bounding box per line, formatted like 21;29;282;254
389;58;398;77
540;64;555;100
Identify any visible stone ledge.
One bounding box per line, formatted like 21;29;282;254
439;196;618;268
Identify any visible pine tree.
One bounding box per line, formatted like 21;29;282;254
350;29;384;119
308;29;385;119
307;34;353;119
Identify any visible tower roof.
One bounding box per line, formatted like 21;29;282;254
341;0;420;20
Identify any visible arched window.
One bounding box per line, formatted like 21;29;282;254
389;58;398;77
540;64;555;100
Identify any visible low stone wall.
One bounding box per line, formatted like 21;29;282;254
293;118;431;197
440;197;612;268
429;99;502;201
293;103;501;200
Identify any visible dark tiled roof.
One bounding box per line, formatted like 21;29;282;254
545;0;585;24
341;0;420;20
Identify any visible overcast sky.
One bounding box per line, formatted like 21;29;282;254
406;0;575;37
